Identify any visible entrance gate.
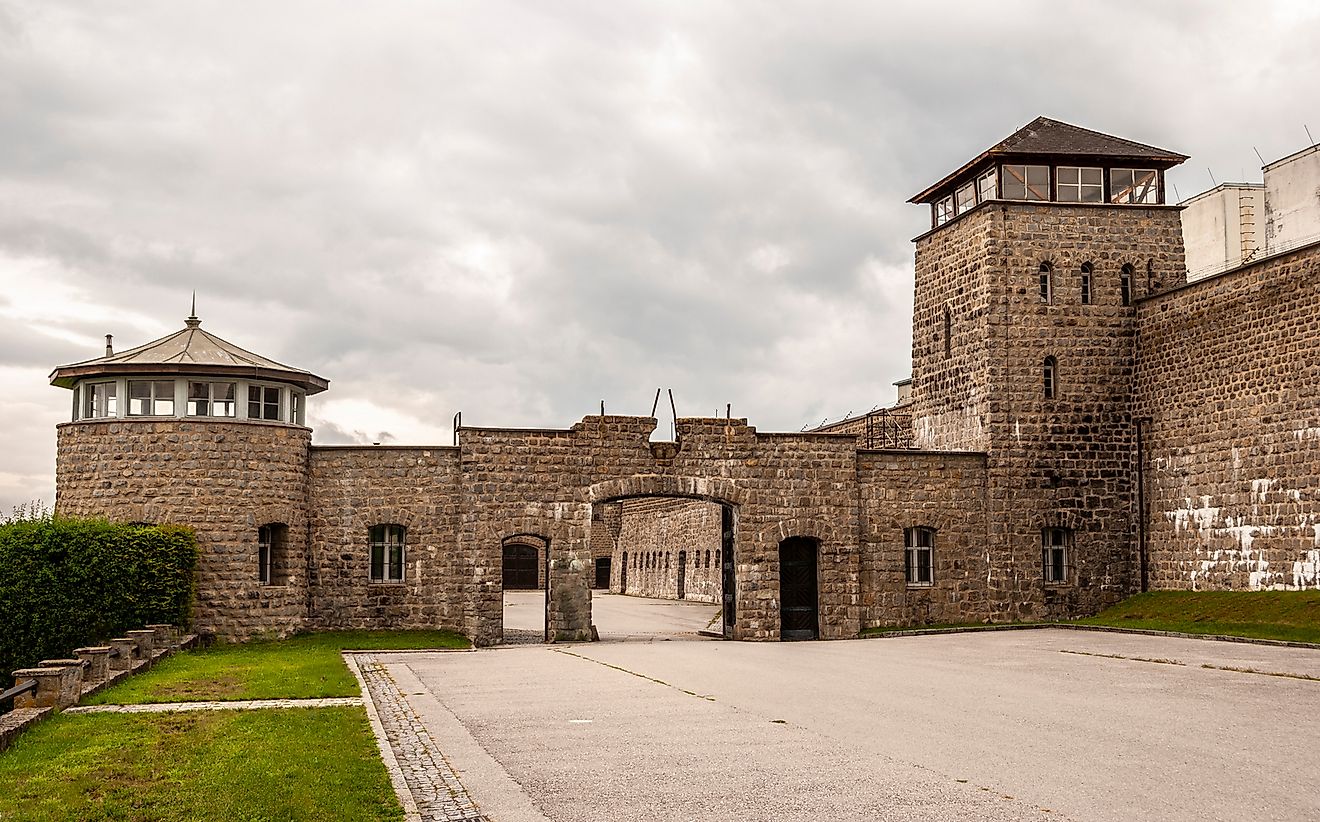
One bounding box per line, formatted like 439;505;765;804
502;543;539;590
778;536;818;640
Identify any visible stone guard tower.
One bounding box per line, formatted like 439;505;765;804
906;116;1188;619
49;311;327;637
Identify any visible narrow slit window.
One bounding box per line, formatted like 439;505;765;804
1120;264;1133;306
1039;262;1053;304
258;523;288;586
1080;263;1093;305
1043;356;1057;399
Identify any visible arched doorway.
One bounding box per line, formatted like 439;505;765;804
779;536;819;640
502;542;540;590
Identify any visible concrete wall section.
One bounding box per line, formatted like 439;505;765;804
1136;244;1320;591
1264;145;1320;255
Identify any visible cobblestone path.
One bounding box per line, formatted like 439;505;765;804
351;653;486;822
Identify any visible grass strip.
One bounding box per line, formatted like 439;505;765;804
1079;590;1320;644
87;629;469;704
0;707;402;821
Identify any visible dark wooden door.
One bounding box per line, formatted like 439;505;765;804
778;537;818;640
502;544;540;590
594;557;611;589
721;506;735;639
677;550;686;599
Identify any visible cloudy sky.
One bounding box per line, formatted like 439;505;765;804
1;0;1317;512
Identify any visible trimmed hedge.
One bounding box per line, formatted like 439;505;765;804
0;516;197;677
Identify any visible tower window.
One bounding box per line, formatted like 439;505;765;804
1056;167;1104;203
904;527;934;587
1043;356;1057;399
1042;528;1072;584
187;381;236;417
1110;169;1159;204
1002;164;1049;201
83;381;118;419
1080;263;1093;305
976;167;997;202
934;196;954;226
258;523;288;586
1120;264;1134;306
1039;262;1053;304
956;181;977;214
128;380;175;416
248;385;281;421
369;523;406;583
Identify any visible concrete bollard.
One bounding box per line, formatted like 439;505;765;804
12;664;82;709
125;629;156;657
74;647;112;682
108;638;137;671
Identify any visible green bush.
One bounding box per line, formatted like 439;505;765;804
0;515;197;677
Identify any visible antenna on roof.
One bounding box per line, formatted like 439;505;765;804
1171;181;1181;202
1306;124;1316;147
1207;168;1217;186
1253;146;1266;166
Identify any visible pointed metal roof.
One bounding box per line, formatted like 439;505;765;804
49;313;329;394
910;116;1189;203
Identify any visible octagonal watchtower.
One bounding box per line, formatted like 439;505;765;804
50;310;328;638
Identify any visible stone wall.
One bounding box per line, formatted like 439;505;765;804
54;419;312;639
1136;241;1320;590
611;497;723;603
307;445;466;633
911;202;1186;620
857;450;990;627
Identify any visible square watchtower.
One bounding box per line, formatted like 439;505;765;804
906;116;1188;619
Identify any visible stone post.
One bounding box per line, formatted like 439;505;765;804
108;638;137;671
125;629;156;657
14;663;82;708
74;647;112;682
145;624;175;645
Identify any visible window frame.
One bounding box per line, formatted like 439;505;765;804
1120;264;1134;306
187;381;237;418
127;379;177;417
247;384;282;422
258;523;288;586
1039;261;1054;304
1043;356;1058;399
369;524;406;583
1109;168;1159;204
904;527;935;587
82;381;118;419
976;167;998;202
955;181;977;215
1001;164;1050;201
1042;527;1072;585
1055;166;1104;203
934;195;955;227
1080;262;1093;306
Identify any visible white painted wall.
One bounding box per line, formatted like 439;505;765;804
1180;183;1264;281
1264;144;1320;255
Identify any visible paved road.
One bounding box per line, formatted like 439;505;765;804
372;628;1320;821
503;590;722;641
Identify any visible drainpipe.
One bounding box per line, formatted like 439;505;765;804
1135;416;1152;593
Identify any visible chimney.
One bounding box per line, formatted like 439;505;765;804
105;334;114;356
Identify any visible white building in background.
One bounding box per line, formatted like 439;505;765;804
1264;144;1320;256
1181;183;1264;282
1181;142;1320;282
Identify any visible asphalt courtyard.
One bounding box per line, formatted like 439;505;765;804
376;595;1320;821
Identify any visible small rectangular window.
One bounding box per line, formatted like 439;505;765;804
128;380;175;416
934;196;954;226
904;527;934;586
956;181;977;215
977;167;997;202
1042;528;1070;584
290;392;303;424
1002;165;1049;201
1110;169;1159;204
1080;265;1092;305
1039;263;1053;304
248;385;281;421
1056;166;1103;203
83;382;118;419
369;524;406;583
1120;265;1133;306
188;382;237;417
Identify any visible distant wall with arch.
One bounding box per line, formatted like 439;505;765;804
610;497;723;602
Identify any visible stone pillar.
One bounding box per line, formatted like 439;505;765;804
74;647;112;682
145;624;175;645
125;629;156;657
549;556;593;642
108;638;137;670
14;663;82;708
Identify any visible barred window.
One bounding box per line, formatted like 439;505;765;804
1080;262;1093;305
258;523;288;585
369;524;406;583
1043;356;1058;399
904;527;934;586
1042;527;1072;584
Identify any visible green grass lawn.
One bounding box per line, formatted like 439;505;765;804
0;708;402;821
1080;590;1320;644
87;629;469;704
